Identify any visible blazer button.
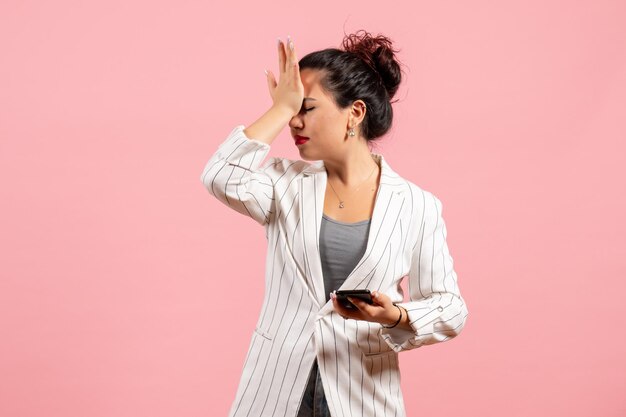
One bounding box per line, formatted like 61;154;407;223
437;306;444;312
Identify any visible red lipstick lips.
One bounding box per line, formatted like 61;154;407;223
294;135;309;146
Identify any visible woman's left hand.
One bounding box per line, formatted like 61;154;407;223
331;290;399;325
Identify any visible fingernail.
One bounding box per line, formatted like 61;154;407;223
264;69;268;76
277;37;281;46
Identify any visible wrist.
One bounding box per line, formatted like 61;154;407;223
243;105;293;145
381;304;403;328
270;104;296;120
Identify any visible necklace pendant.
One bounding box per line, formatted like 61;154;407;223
338;201;344;209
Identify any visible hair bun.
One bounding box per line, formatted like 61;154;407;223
342;30;403;99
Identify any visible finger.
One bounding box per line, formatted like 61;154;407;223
347;297;370;313
332;294;357;317
292;57;300;84
374;291;393;306
331;295;348;313
370;291;385;306
288;36;297;66
266;69;276;93
349;297;384;320
277;38;286;74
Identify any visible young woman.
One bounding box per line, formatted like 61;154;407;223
200;30;469;417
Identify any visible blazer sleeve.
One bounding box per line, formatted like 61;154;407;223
379;192;469;352
200;124;277;227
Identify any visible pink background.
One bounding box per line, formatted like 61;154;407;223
1;1;625;416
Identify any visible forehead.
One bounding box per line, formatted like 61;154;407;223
299;68;327;97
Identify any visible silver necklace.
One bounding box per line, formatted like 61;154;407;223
327;156;378;209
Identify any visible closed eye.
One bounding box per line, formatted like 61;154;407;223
303;107;315;112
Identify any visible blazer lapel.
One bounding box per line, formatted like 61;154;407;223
299;153;408;316
299;164;328;309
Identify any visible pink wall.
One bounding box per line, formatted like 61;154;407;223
1;1;625;416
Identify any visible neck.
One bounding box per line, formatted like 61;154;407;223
323;147;380;188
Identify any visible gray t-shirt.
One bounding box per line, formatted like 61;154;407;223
320;214;371;303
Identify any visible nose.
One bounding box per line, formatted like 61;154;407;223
289;113;304;130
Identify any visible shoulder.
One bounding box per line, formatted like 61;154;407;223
398;176;443;219
396;175;437;204
260;157;311;183
379;154;438;208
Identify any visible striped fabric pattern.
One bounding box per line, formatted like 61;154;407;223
200;124;469;417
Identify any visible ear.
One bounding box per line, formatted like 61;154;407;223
346;100;367;137
349;99;367;126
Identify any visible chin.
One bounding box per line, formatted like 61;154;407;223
298;150;320;162
296;148;310;159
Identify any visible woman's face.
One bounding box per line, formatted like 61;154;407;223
289;68;354;161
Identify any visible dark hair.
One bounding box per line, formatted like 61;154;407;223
298;30;405;142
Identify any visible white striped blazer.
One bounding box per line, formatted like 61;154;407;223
200;124;469;417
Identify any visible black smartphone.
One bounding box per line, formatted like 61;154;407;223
334;289;374;310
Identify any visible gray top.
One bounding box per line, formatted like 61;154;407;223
319;214;372;303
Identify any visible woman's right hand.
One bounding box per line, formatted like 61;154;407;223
266;36;304;117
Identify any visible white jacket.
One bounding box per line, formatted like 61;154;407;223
200;125;469;417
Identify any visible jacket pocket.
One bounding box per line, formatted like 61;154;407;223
362;348;397;359
354;321;398;359
254;326;273;341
